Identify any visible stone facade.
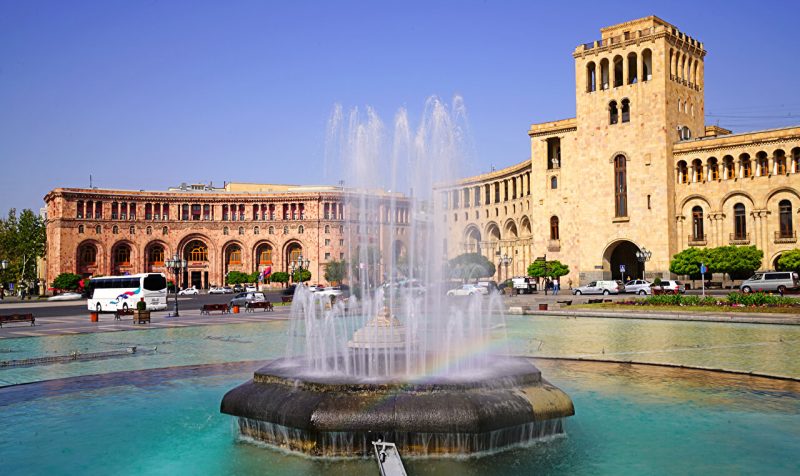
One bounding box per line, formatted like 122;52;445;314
44;183;410;288
439;16;800;285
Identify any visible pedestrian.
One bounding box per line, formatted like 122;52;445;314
553;279;560;295
0;285;4;301
567;278;573;290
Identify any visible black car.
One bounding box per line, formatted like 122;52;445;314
232;284;244;293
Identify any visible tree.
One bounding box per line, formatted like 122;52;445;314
52;273;82;290
448;253;496;281
709;245;763;280
669;248;709;279
527;260;569;278
226;271;250;285
777;249;800;273
271;271;290;286
324;260;348;284
293;268;311;283
0;209;46;287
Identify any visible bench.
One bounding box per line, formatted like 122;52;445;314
0;313;35;327
587;299;603;304
133;310;151;324
280;296;293;304
115;309;135;320
201;304;230;315
246;301;274;312
556;300;573;306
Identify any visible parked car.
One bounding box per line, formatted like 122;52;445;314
511;277;536;295
446;284;485;296
178;286;199;295
229;292;266;308
572;280;625;295
245;285;257;292
477;280;500;294
208;286;227;294
232;284;244;293
222;286;234;294
47;292;83;301
654;280;686;294
625;279;652;295
740;271;800;294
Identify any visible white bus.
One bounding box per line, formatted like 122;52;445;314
87;273;169;312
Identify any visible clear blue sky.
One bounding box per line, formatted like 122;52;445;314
2;0;799;214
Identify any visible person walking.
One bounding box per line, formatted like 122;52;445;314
553;279;560;295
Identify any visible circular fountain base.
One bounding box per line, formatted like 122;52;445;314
220;356;574;457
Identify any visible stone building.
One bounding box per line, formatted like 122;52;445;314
44;182;410;289
439;16;800;285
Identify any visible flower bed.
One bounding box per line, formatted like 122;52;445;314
616;292;800;309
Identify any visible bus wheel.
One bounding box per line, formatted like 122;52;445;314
122;303;129;311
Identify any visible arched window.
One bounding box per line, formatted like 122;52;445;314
740;154;752;178
238;226;244;235
679;126;691;140
148;246;164;266
145;203;153;220
756;151;769;176
269;226;275;235
95;225;101;234
779;200;793;238
613;55;623;87
227;246;242;265
129;226;135;235
187;241;208;261
162;226;168;235
792;148;800;173
614;155;627;217
708;157;719;181
775;150;787;175
223;226;229;236
77;201;84;219
627;52;637;84
254;226;260;235
586;61;596;92
677;161;688;184
609;101;619;125
691;159;703;182
79;244;97;266
550;216;560;240
324;225;330;233
78;224;84;234
621;99;630;123
114;245;131;266
551;176;558;189
298;225;305;234
723;156;734;179
677;98;682;113
258;246;273;265
111;202;119;220
112;225;119;235
641;49;652;81
600;58;609;89
146;226;152;235
283;226;289;234
733;203;747;240
692;206;704;240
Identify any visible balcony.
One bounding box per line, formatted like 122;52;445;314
688;234;707;246
547;239;561;252
729;233;750;245
775;231;797;244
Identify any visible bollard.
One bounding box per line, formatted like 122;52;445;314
90;312;99;322
233;305;240;314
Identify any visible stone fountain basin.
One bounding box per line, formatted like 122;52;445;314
220;356;574;455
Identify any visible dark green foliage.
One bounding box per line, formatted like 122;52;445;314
448;253;496;280
271;272;290;285
52;272;82;290
669;246;763;280
669;248;709;278
293;269;311;283
324;260;348;284
226;271;251;285
641;292;798;307
527;260;569;278
0;208;46;286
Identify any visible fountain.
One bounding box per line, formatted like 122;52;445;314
220;97;574;457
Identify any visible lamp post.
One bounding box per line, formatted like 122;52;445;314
499;253;511;286
635;248;652;280
165;254;186;317
1;260;7;298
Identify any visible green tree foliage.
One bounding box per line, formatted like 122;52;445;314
324;260;348;284
669;248;709;278
226;271;251;285
271;271;290;286
448;253;496;281
527;260;569;278
52;272;82;290
247;271;261;283
0;209;46;286
293;269;312;283
777;249;800;273
708;245;763;279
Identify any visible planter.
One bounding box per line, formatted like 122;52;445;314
538;303;548;311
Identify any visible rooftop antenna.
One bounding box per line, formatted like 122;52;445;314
89;174;93;188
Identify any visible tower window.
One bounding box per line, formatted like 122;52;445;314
621;99;630;123
614;155;627;217
609;101;619;125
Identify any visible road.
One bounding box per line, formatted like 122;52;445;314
0;290;288;318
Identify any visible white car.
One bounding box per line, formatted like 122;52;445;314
48;292;83;301
315;286;343;298
446;284;485;296
178;286;199;295
208;287;227;294
625;280;652;295
245;285;257;292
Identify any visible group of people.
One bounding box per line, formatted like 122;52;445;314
543;278;561;295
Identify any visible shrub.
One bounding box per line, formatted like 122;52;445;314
52;272;82;291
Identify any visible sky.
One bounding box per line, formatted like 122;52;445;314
1;0;799;215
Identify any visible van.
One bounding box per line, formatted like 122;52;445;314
740;272;799;294
573;280;625;295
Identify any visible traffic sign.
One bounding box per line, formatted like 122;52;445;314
700;263;707;274
619;264;626;273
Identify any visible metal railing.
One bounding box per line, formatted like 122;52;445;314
729;232;750;244
688;234;707;246
775;230;797;243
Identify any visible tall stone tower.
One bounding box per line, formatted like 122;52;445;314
569;16;707;280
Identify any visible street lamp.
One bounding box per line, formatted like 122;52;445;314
165;254;187;317
499;253;511;284
635;248;652;280
0;260;7;297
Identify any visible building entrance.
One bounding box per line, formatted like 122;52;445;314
605;240;644;281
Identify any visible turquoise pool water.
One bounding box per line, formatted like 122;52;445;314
1;315;799;474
